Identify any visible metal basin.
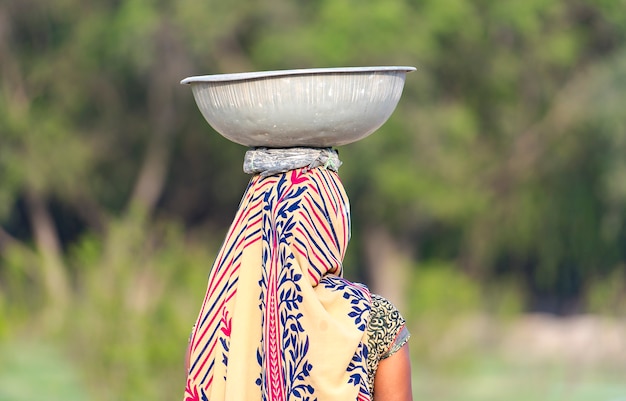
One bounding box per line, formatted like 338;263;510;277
181;66;416;148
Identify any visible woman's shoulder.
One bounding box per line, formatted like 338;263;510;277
367;293;410;360
364;293;411;393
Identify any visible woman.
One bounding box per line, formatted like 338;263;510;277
184;148;413;401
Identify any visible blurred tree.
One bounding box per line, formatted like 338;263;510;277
2;0;626;316
241;0;626;311
2;0;626;398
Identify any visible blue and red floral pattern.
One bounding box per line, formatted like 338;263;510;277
185;168;372;401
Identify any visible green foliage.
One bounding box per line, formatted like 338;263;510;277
3;0;625;305
0;245;44;326
408;261;482;319
586;267;626;316
2;0;626;399
65;217;215;401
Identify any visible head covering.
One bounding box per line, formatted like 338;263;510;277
185;166;372;401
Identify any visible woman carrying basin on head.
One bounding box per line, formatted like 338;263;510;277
183;148;412;401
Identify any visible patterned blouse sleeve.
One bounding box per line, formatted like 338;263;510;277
368;294;411;361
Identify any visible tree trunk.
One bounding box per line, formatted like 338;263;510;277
25;190;70;312
127;22;183;216
362;226;412;311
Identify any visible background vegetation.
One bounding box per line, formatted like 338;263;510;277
1;0;626;399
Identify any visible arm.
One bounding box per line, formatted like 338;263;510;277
373;342;413;401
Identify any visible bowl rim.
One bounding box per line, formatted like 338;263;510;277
180;66;417;85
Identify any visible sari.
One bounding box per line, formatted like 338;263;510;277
184;166;372;401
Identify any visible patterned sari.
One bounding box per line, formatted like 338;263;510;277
185;167;372;401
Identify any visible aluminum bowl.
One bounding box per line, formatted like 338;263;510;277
181;66;416;147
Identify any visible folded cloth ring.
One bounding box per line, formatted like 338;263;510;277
243;147;342;177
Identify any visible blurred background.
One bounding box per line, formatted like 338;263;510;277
1;0;626;400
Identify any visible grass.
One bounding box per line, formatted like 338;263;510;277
1;317;626;401
412;351;626;401
0;341;91;401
